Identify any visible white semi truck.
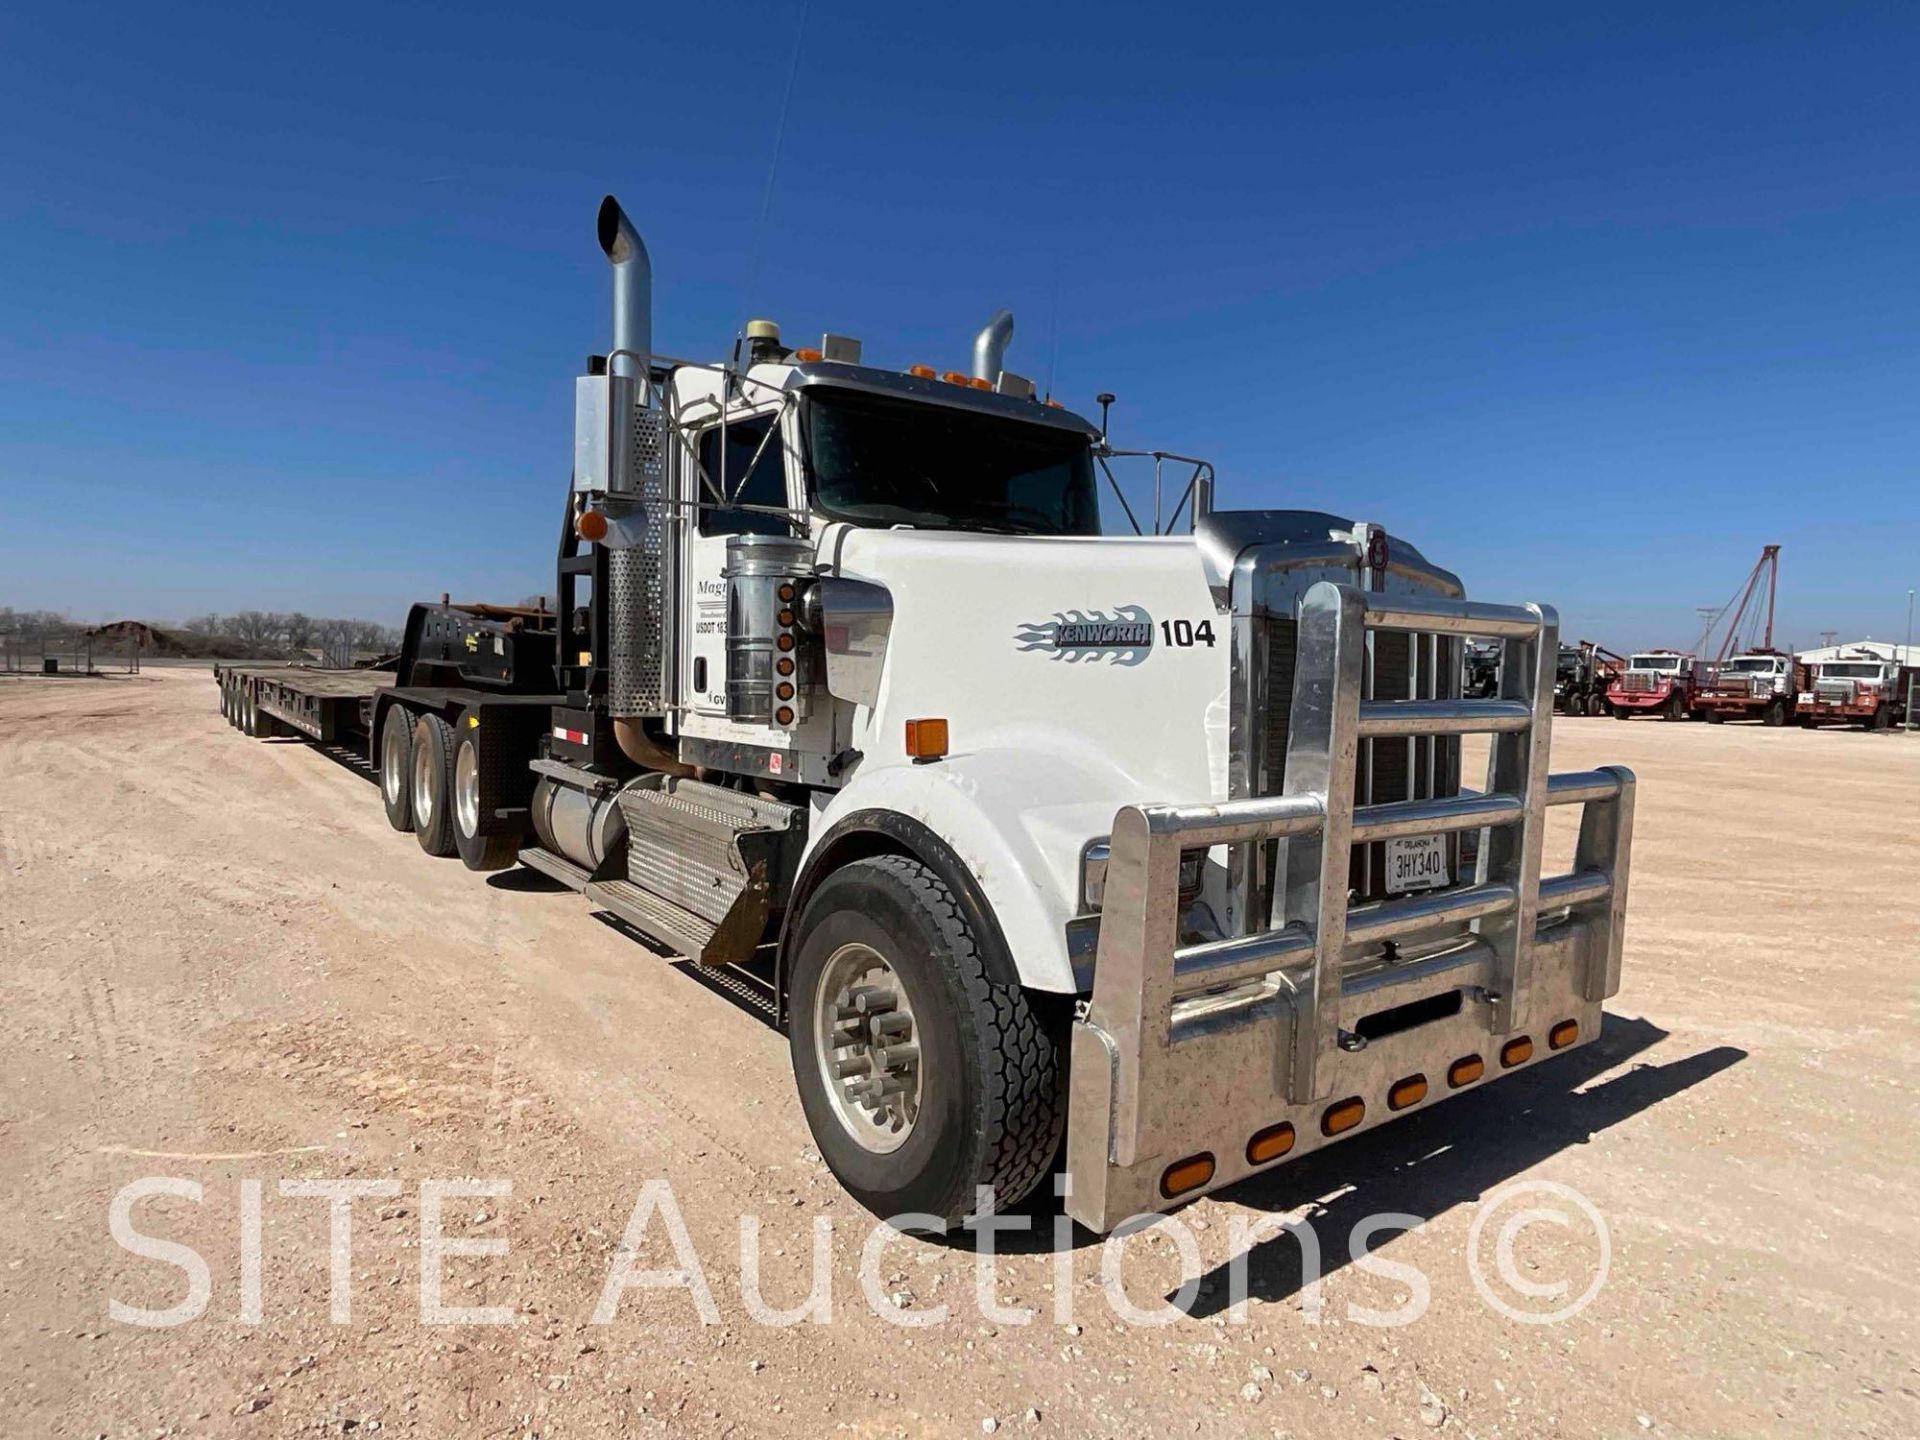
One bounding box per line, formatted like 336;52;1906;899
216;197;1637;1232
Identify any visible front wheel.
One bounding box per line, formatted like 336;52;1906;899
1665;693;1687;722
1871;703;1892;732
786;854;1064;1227
1613;705;1632;720
1705;707;1725;724
1763;699;1787;727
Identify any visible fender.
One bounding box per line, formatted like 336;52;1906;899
785;736;1147;1001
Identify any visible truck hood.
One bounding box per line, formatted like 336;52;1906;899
817;524;1230;806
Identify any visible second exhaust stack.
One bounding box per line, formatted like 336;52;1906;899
971;309;1013;384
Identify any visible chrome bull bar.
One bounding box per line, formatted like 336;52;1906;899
1064;582;1635;1231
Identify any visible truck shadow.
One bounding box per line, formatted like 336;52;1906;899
995;1014;1744;1288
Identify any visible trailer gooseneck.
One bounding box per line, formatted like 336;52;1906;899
216;196;1637;1233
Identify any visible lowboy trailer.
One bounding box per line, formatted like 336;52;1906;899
212;196;1637;1232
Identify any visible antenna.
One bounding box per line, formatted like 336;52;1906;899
1096;392;1115;440
738;0;811;331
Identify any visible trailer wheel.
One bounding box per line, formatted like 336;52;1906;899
379;706;415;833
453;721;520;872
1763;699;1787;727
410;713;458;856
787;854;1064;1228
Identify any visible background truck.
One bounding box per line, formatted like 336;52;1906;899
1695;651;1802;725
1554;640;1624;716
213;196;1636;1233
1607;650;1701;720
1797;654;1915;730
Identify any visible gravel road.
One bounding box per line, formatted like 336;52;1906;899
3;668;1915;1438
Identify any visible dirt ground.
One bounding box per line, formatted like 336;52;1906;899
2;667;1916;1439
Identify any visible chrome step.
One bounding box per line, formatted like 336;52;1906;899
518;844;591;892
605;778;801;967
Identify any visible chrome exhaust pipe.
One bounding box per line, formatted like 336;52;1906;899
596;195;652;380
971;308;1013;384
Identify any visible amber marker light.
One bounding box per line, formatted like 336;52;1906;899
1448;1055;1485;1088
904;718;949;759
1160;1153;1215;1199
1322;1098;1365;1136
1246;1122;1295;1166
576;508;608;542
1388;1075;1428;1111
1501;1036;1534;1068
793;347;823;362
908;364;936;379
1549;1020;1580;1050
941;370;970;386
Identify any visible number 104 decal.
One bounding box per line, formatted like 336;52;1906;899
1160;619;1216;648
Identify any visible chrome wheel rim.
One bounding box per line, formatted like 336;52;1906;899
454;739;480;838
811;942;921;1153
412;731;435;829
382;723;405;805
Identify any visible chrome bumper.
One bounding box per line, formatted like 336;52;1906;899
1064;582;1635;1232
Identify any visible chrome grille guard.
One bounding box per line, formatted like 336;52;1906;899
1064;582;1636;1231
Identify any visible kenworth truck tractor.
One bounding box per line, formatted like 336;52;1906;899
218;198;1637;1232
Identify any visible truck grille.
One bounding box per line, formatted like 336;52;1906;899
1816;679;1858;704
1620;673;1658;694
1259;619;1460;903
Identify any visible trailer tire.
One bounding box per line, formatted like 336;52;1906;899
410;713;458;857
379;706;415;833
453;723;520;872
787;854;1064;1228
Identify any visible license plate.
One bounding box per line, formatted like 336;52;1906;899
1385;834;1450;894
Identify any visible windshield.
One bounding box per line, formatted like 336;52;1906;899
1820;662;1883;679
804;388;1099;536
1630;655;1683;672
1726;657;1781;673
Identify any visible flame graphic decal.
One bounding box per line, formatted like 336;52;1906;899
1012;605;1154;667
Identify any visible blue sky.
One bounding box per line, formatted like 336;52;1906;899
1;1;1915;651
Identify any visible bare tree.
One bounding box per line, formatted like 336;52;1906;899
184;613;225;636
283;612;314;650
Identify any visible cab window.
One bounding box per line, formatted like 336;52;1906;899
697;416;793;537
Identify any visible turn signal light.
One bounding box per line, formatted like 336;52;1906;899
776;682;794;701
1160;1153;1215;1199
776;633;795;652
1246;1122;1295;1166
793;347;823;363
778;582;796;602
776;657;794;677
908;364;936;379
1448;1055;1485;1088
576;508;608;542
775;705;795;725
904;717;949;760
1501;1036;1534;1068
1322;1097;1365;1136
1388;1075;1428;1111
1549;1019;1579;1050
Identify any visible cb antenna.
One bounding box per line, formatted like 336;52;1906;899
1096;392;1115;441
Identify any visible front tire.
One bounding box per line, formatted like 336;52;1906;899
410;713;458;856
787;854;1064;1227
1763;699;1787;727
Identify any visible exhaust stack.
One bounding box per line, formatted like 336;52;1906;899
971;308;1013;384
596;196;652;380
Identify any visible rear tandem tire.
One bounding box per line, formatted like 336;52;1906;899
786;854;1065;1228
410;713;458;857
453;720;521;872
380;706;415;833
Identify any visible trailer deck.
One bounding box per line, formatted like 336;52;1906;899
214;664;390;746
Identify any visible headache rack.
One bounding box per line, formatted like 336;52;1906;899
1065;581;1635;1230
